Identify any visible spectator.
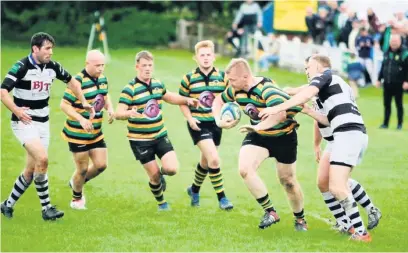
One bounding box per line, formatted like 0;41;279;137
313;8;326;45
379;20;393;52
258;33;280;71
318;7;335;47
232;0;263;57
337;3;349;30
327;1;341;46
348;20;361;53
306;7;319;43
226;26;244;57
376;34;408;130
356;27;375;84
367;8;380;35
339;10;358;47
347;52;365;98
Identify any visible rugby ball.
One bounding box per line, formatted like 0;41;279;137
144;99;160;119
220;102;241;122
93;94;105;112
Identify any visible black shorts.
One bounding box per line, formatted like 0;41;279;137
129;135;174;164
187;121;222;146
68;139;107;153
242;130;298;164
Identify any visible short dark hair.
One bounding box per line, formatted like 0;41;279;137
31;32;55;52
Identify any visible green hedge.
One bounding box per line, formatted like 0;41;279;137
1;7;179;48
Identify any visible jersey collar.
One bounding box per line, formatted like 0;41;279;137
195;66;216;77
28;54;46;70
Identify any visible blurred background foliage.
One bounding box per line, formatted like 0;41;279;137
1;1;260;48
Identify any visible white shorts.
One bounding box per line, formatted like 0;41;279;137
11;121;50;150
330;131;368;167
323;141;334;154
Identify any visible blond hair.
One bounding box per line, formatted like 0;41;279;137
194;40;215;55
135;50;154;64
225;58;252;74
310;55;331;68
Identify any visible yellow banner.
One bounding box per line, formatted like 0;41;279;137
274;0;317;32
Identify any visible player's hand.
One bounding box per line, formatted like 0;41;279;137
127;107;142;119
15;106;32;125
239;124;258;134
107;109;115;124
375;81;382;88
300;103;312;115
403;82;408;91
216;117;238;129
186;98;200;109
82;102;95;120
79;118;94;132
314;146;321;163
259;107;281;120
188;118;201;131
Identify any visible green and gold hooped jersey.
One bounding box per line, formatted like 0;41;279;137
221;77;303;137
119;77;167;140
179;67;228;122
61;70;108;144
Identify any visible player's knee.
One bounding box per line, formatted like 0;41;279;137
77;167;88;177
329;183;345;198
94;162;107;173
239;166;250;179
150;173;161;184
279;176;296;192
37;155;48;169
97;166;107;173
317;178;329;193
207;156;220;169
164;166;178;176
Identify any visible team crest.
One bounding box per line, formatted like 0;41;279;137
144;99;160;119
244;103;261;121
199;91;215;108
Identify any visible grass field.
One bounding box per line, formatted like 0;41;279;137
1;46;408;252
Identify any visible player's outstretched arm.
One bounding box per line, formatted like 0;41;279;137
163;91;199;108
259;86;319;119
313;120;322;162
180;104;201;131
60;100;93;132
300;103;329;126
67;78;95;119
211;94;224;124
104;94;115;124
239;111;286;134
283;84;308;96
114;103;141;120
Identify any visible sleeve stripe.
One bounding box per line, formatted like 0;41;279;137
179;86;189;94
265;94;284;102
266;98;285;106
120;93;133;100
5;74;17;81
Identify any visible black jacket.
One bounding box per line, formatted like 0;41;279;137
378;46;408;89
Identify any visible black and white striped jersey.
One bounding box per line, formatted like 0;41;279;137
309;70;366;134
1;54;72;122
312;97;334;141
